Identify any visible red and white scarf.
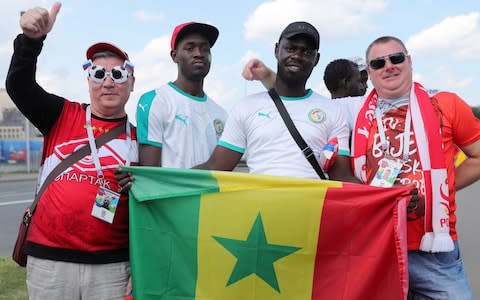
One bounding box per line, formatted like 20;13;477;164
351;82;454;252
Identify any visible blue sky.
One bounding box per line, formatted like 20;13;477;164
1;0;479;124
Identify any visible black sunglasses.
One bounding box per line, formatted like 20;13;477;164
368;52;407;70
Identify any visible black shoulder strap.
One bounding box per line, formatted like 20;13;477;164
27;123;126;218
268;88;326;179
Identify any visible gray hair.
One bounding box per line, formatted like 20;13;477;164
91;50;134;75
91;50;124;61
365;36;408;62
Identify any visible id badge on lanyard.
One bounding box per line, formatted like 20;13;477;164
92;186;120;224
370;106;411;188
85;106;131;223
370;157;403;187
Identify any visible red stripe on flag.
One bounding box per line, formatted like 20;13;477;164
311;183;409;300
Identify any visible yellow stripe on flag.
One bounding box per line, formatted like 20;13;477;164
454;150;466;167
196;172;342;299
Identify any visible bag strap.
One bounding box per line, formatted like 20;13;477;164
25;123;126;221
268;88;327;179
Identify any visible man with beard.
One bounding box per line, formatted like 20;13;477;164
242;57;367;132
195;22;358;182
135;22;227;169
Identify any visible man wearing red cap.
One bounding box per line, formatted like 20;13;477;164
6;3;137;299
134;22;227;169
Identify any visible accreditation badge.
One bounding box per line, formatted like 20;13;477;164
370;157;403;188
91;186;120;224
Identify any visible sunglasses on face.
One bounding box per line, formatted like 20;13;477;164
87;63;132;84
368;52;407;70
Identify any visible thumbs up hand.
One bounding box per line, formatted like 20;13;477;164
20;2;62;39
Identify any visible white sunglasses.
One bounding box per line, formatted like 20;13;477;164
84;61;134;84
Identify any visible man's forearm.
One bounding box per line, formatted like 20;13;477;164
261;69;276;90
193;146;242;171
6;34;63;135
455;141;480;191
455;158;480;190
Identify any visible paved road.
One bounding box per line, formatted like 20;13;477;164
1;178;478;297
0;179;35;257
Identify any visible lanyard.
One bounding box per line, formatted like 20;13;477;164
85;105;132;179
375;104;411;162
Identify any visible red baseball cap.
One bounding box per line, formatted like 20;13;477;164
170;22;219;50
86;42;130;61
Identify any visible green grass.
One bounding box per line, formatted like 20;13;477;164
0;257;28;300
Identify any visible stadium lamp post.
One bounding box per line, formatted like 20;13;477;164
25;116;31;173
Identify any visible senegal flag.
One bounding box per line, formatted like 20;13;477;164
126;167;411;300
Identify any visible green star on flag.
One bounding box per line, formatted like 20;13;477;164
213;213;301;292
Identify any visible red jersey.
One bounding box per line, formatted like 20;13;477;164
26;101;138;263
365;92;480;250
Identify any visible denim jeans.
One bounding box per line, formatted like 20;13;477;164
407;241;473;300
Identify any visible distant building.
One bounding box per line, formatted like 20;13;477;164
0;89;43;169
0;88;16;122
0;88;42;139
0;126;25;139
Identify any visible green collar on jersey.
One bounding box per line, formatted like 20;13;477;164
279;89;313;101
168;82;208;102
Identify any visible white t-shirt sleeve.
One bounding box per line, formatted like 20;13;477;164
328;108;351;156
334;96;365;131
218;101;247;154
136;89;166;148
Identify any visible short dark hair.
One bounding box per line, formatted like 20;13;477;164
365;36;408;62
472;106;480;119
323;59;358;94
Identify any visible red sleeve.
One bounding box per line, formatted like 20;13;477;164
434;92;480;147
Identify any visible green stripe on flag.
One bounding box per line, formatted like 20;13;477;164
125;167;220;300
125;166;221;201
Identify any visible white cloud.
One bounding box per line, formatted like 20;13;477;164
406;12;480;59
240;50;262;65
436;65;474;90
36;68;88;104
37;73;62;93
204;77;238;109
414;66;473;96
0;2;44;84
0;1;64;39
412;72;424;83
125;36;174;120
0;1;72;88
0;41;11;55
313;81;331;99
448;77;474;89
244;0;388;43
133;9;164;23
130;36;173;92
